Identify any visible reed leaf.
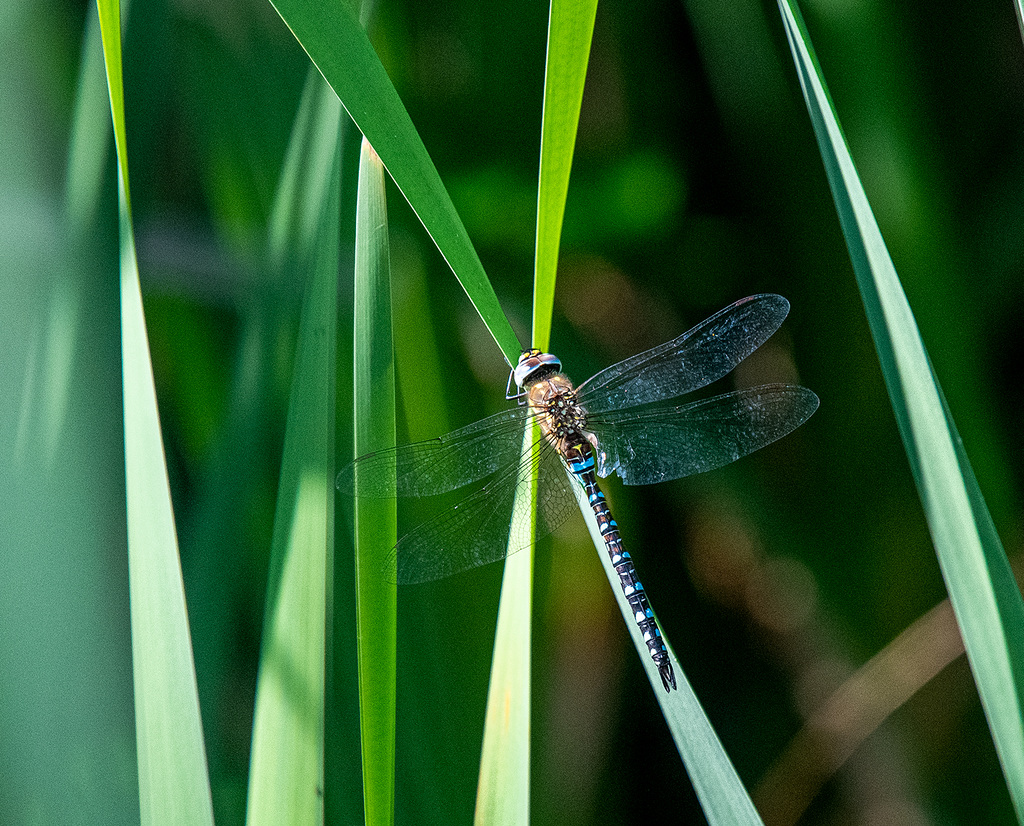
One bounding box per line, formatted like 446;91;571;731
96;0;214;821
778;1;1024;817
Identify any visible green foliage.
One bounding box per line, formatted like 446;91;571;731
7;0;1024;824
352;137;398;826
532;0;599;349
474;6;600;821
245;69;340;826
97;0;215;821
268;0;520;364
779;1;1024;817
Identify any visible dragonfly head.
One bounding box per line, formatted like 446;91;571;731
507;349;562;399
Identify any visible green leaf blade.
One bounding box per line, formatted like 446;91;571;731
532;0;598;350
473;6;599;819
122;249;216;826
245;72;341;826
474;423;536;826
352;136;398;826
778;2;1024;817
269;0;520;365
96;0;216;821
574;483;765;826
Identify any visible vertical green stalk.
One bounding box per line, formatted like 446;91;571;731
532;0;598;349
475;3;597;822
96;0;215;822
352;137;398;826
474;423;537;826
245;85;340;826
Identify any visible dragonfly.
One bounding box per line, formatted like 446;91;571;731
337;294;819;692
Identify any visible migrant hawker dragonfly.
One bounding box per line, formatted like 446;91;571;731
337;294;818;691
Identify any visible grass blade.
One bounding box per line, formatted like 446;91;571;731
475;4;598;819
474;422;537;826
520;6;765;822
268;0;520;364
245;75;341;826
532;0;598;348
778;1;1024;817
96;0;215;821
268;69;347;272
352;137;398;826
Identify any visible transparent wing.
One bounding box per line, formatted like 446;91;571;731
336;406;530;498
577;294;791;414
383;436;579;584
589;384;819;485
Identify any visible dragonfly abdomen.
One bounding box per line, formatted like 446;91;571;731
564;439;677;693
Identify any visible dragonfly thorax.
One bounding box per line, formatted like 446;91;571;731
527;372;593;456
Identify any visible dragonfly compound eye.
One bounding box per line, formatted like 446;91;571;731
514;351;562;388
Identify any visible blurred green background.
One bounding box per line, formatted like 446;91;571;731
4;0;1024;823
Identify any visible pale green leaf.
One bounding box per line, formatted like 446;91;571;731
474;423;537;826
576;486;765;825
245;73;341;826
95;0;216;822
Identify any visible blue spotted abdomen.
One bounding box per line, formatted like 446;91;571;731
564;440;676;692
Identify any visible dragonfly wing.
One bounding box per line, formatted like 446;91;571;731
385;435;579;583
590;385;818;485
337;406;530;497
577;294;791;414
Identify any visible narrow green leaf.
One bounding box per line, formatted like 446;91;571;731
474;423;537;826
267;70;348;273
353;137;398;826
121;231;216;826
246;469;332;825
96;0;215;822
475;6;598;819
575;487;764;825
532;0;598;350
269;0;520;364
778;1;1024;817
245;76;341;826
95;0;129;212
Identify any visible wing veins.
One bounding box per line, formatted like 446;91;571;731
385;431;578;583
578;294;790;413
587;384;818;484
